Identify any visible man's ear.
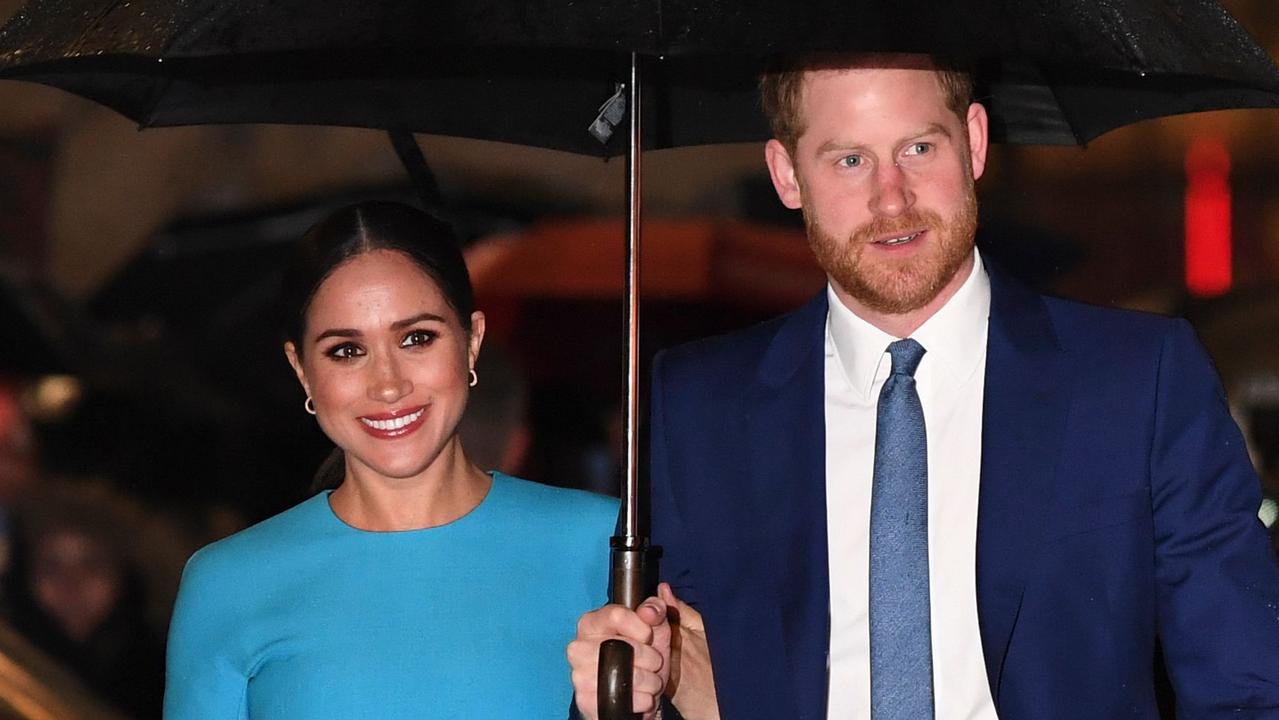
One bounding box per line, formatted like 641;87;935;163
284;341;311;399
765;139;804;210
966;102;989;181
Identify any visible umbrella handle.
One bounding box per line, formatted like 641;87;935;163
598;639;636;719
598;537;650;720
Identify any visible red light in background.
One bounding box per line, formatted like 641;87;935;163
1184;138;1232;297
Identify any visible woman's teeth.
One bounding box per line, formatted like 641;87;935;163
361;408;425;430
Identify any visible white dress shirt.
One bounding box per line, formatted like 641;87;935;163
824;251;998;719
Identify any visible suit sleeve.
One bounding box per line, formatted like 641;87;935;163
164;549;251;719
1151;319;1279;714
650;351;702;609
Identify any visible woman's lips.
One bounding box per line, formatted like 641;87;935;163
358;406;427;439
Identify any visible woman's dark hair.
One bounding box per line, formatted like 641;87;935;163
280;201;475;356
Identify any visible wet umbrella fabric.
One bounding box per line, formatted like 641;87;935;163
2;0;1279;149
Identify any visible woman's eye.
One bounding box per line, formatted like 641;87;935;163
326;343;363;360
839;154;863;168
401;330;437;348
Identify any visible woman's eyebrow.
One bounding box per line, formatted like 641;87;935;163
314;327;361;343
391;312;448;330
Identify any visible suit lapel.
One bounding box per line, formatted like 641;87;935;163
743;292;831;720
976;268;1073;703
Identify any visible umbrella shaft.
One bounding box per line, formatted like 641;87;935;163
622;52;641;540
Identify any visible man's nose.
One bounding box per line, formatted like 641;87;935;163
869;161;914;218
368;354;412;403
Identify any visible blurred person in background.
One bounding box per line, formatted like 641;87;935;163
164;201;618;718
7;478;165;718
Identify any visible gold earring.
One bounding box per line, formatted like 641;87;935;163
468;369;478;388
304;397;317;415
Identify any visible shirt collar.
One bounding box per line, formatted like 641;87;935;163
827;248;991;398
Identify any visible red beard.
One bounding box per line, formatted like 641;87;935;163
804;184;978;315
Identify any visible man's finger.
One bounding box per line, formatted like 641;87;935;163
659;582;705;632
630;668;664;713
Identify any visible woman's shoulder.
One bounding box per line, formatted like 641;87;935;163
180;493;332;583
488;473;619;540
487;473;617;564
490;472;619;518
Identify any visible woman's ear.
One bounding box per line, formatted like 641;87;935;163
468;311;486;370
284;341;311;398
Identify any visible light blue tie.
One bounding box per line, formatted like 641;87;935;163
869;338;933;718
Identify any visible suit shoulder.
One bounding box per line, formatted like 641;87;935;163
655;311;796;382
1041;295;1187;353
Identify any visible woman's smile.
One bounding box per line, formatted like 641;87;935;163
358;405;428;438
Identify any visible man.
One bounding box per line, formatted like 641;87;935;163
569;54;1279;719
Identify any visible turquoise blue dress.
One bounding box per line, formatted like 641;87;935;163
164;473;618;719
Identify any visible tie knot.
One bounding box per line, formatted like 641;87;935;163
887;338;926;377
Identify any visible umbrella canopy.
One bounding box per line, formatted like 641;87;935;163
1;0;1279;149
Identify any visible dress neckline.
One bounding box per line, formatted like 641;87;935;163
320;471;502;535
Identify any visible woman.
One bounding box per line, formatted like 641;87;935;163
164;202;618;718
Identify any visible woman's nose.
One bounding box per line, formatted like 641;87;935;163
368;356;412;403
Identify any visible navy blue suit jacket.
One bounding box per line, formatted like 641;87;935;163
649;267;1279;718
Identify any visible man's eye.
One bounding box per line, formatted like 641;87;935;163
401;330;437;347
839;155;863;168
904;142;932;156
326;343;363;360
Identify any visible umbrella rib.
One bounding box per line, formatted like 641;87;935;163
137;0;237;127
65;0;129;58
1095;2;1149;72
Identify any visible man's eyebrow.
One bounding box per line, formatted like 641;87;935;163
915;122;953;140
816;139;863;155
896;123;955;145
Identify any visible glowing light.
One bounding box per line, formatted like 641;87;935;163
1184;138;1232;297
24;375;81;422
1261;497;1278;529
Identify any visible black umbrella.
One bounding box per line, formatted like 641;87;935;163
3;1;1279;716
2;0;1279;148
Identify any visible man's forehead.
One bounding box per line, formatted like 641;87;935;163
797;62;948;109
799;51;939;76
